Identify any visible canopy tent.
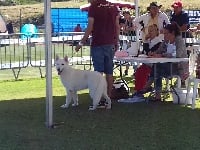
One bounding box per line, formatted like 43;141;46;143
44;0;139;128
0;15;7;33
80;0;135;11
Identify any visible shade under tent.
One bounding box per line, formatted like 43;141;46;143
45;0;139;128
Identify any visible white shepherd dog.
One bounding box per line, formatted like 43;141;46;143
55;55;111;110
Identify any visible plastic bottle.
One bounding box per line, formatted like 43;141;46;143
171;44;176;58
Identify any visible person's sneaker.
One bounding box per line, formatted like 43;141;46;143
96;101;108;109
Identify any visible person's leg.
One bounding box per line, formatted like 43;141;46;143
103;45;115;97
155;76;162;100
134;64;152;96
90;46;106;106
91;45;115;106
91;46;104;73
155;63;171;100
124;64;129;76
106;74;113;98
142;64;154;92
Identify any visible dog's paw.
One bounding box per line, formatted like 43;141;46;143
60;104;68;109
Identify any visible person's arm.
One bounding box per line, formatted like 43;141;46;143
115;14;120;44
178;13;189;32
179;24;188;31
160;12;170;34
75;17;94;52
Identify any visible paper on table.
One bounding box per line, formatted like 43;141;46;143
138;54;148;58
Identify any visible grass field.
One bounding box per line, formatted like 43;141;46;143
0;75;200;150
0;0;200;149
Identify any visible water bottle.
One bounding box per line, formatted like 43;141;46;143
171;44;176;58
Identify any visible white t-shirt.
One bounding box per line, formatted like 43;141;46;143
167;43;176;57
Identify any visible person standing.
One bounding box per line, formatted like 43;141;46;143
170;1;190;38
75;0;120;106
122;9;136;76
133;2;170;54
170;1;192;50
6;21;14;34
123;10;136;39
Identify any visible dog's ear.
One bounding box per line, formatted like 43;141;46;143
56;55;59;61
64;56;68;62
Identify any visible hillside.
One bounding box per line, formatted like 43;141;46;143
0;0;199;32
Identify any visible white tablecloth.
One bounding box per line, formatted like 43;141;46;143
114;56;188;64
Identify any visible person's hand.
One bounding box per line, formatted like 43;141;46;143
153;53;162;58
75;41;83;52
75;44;82;52
162;53;172;58
148;51;162;58
115;44;119;51
147;51;154;56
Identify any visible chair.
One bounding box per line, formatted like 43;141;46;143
185;45;200;109
164;75;182;102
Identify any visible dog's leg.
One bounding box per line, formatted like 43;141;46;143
102;81;112;109
88;89;102;111
72;91;79;107
103;92;112;109
60;89;72;109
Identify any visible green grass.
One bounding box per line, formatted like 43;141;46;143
0;75;200;150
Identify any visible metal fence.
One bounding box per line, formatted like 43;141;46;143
0;29;200;80
0;32;92;80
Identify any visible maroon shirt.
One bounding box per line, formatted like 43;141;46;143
88;0;118;46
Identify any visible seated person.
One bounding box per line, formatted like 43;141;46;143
134;24;162;96
74;24;82;32
142;23;188;101
73;24;83;45
123;10;136;39
144;24;162;54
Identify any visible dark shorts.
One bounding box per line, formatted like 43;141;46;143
91;45;115;74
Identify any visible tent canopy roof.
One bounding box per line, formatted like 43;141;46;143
80;0;135;11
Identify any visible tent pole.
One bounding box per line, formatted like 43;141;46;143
134;0;139;41
44;0;53;128
134;0;140;50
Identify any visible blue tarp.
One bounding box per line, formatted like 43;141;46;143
51;8;88;33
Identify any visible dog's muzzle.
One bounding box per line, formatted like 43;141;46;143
57;68;63;75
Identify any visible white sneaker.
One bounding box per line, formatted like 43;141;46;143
60;104;68;108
